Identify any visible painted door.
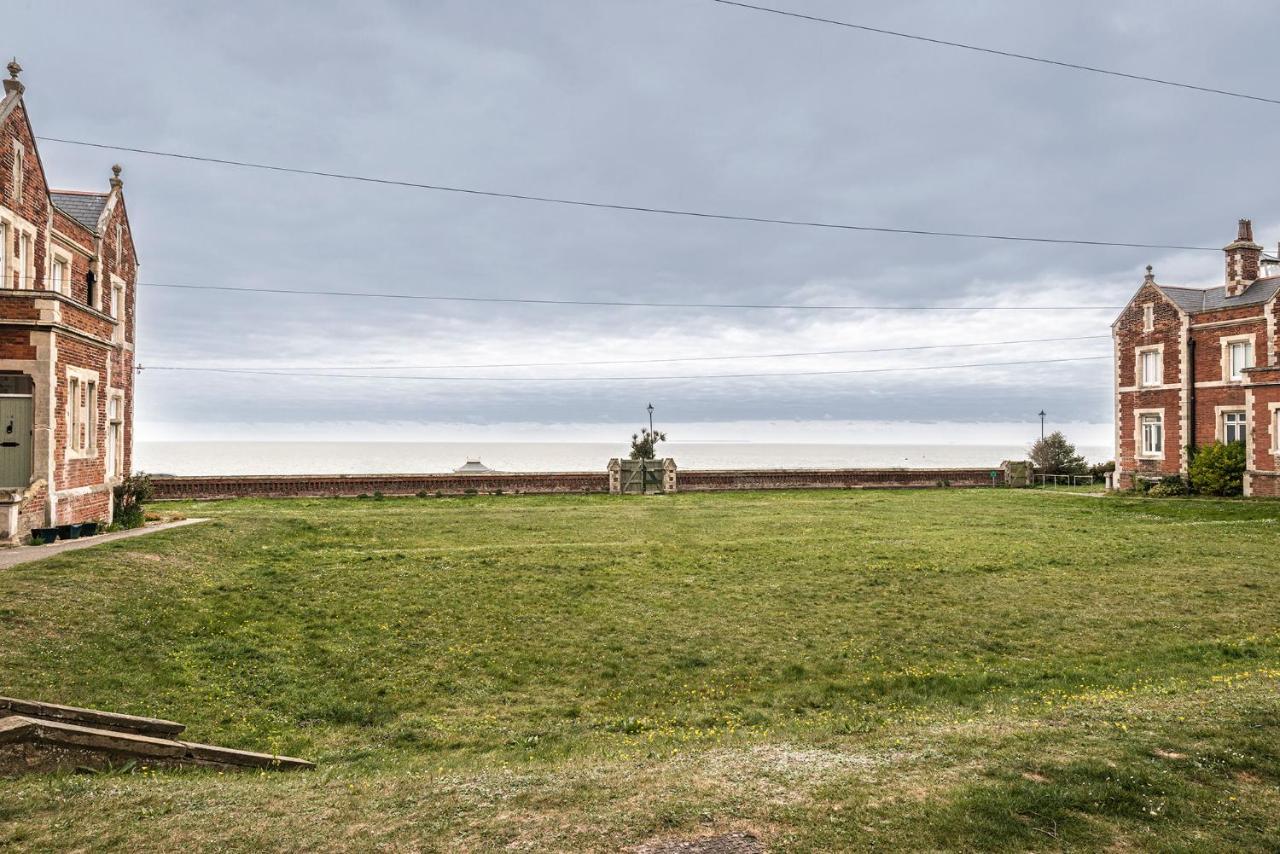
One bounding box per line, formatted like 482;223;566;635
0;396;33;487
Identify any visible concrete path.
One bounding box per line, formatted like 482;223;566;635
0;518;209;570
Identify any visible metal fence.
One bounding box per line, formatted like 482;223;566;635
1033;473;1097;487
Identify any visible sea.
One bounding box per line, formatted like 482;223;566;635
136;441;1114;477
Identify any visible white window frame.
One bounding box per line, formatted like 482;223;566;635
1136;409;1164;459
1137;346;1162;387
1220;409;1247;445
68;376;82;453
107;393;125;478
49;247;71;296
1221;335;1254;383
16;229;32;290
1142;303;1155;332
65;369;100;459
1270;403;1280;456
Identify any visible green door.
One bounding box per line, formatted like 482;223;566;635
0;396;33;487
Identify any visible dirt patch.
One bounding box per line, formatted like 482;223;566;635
1153;749;1187;760
630;831;765;854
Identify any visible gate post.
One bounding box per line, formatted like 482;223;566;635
662;458;677;493
607;458;622;494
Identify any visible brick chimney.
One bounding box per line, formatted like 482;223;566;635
3;59;22;97
1224;218;1262;297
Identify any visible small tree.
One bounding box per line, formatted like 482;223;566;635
629;428;667;461
112;472;154;530
1188;441;1246;496
1029;431;1087;475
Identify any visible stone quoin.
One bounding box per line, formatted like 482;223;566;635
0;61;139;539
1113;219;1280;495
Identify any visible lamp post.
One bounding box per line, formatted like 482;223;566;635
1038;410;1046;439
647;402;655;438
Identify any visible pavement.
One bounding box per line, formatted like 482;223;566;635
0;518;209;570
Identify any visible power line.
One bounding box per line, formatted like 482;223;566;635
135;280;1125;311
144;334;1111;372
139;354;1109;382
37;136;1217;252
709;0;1280;107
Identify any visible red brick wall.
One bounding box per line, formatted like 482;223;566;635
0;101;49;291
678;468;998;491
151;467;1008;500
153;472;611;499
1114;283;1184;487
53;334;113;493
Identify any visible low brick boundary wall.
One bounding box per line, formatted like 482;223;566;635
151;472;609;500
152;466;1004;500
677;467;998;492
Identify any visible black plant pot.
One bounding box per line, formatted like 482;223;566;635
55;524;82;540
78;522;99;537
31;528;58;545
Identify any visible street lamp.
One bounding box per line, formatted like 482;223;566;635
1038;410;1046;439
647;402;655;437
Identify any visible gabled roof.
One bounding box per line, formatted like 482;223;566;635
49;191;110;233
1157;277;1280;314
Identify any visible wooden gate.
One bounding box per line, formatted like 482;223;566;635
619;460;664;494
0;395;33;487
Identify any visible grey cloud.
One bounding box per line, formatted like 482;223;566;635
9;0;1279;437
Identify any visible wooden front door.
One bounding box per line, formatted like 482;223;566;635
0;395;33;487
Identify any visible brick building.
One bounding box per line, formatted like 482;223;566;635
0;61;138;539
1113;219;1280;496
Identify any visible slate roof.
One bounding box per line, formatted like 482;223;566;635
1158;276;1280;314
49;191;108;233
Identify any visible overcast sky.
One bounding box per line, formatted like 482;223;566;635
10;0;1280;444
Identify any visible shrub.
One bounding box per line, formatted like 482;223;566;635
372;491;384;501
1089;460;1116;481
1147;474;1188;497
1029;432;1087;475
1188;442;1246;496
112;473;154;530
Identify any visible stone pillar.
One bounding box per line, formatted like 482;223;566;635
607;458;622;494
662;458;677;493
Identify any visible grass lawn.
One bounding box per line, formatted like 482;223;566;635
2;489;1279;851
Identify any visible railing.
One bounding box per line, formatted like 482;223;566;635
1033;474;1097;487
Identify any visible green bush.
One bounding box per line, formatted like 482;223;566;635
1089;460;1115;481
112;473;154;530
1147;474;1188;497
1188;442;1246;496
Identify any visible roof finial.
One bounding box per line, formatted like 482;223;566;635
1144;264;1155;284
110;163;123;190
3;59;22;96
